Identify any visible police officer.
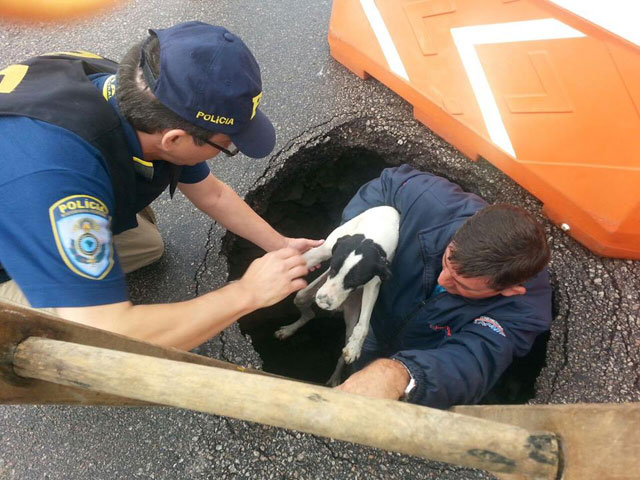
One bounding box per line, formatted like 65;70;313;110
0;21;320;350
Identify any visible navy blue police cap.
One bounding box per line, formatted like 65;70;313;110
140;21;275;159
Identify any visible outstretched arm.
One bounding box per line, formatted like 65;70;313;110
58;248;308;351
179;174;322;253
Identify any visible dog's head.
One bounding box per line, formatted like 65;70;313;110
315;234;392;311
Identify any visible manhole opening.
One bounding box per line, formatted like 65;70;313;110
224;131;549;403
226;144;392;384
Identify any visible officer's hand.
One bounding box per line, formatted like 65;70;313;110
239;248;309;309
284;237;324;254
284;237;325;271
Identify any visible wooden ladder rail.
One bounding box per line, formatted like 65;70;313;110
0;303;559;479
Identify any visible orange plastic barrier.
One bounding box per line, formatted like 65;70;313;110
0;0;122;22
328;0;640;259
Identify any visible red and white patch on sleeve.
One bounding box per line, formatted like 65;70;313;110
473;316;506;337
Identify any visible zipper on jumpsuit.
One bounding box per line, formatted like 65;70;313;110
385;291;448;351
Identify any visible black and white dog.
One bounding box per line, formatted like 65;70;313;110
275;206;400;385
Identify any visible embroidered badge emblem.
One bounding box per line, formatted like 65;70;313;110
49;195;114;279
473;316;506;337
102;74;116;100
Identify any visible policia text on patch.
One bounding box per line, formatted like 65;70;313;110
53;197;110;216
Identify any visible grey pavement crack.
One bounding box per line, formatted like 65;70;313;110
253;445;289;480
219;328;232;363
315;437;360;469
194;221;217;297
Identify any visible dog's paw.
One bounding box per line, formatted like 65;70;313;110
342;325;367;363
274;325;297;340
342;342;362;364
303;248;326;269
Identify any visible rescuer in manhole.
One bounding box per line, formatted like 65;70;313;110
329;165;551;410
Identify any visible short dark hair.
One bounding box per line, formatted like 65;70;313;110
116;36;212;145
448;204;550;290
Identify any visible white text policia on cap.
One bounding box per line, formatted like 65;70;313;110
195;111;235;125
139;21;276;159
195;90;263;125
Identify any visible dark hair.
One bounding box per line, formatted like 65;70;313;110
448;204;550;290
116;36;212;145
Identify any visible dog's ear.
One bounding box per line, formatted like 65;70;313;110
357;238;392;281
376;257;392;281
331;235;351;255
331;233;364;257
332;234;365;255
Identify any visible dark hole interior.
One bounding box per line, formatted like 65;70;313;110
226;147;390;384
225;141;549;403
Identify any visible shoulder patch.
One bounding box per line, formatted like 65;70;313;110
473;316;506;337
102;74;116;101
49;195;114;280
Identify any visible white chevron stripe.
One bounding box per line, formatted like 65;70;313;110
451;19;585;158
360;0;409;81
549;0;639;47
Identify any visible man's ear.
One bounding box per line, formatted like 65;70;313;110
500;285;526;297
160;129;189;151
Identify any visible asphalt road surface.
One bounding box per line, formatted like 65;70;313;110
1;1;638;479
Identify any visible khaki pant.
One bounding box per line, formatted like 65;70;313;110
0;210;164;315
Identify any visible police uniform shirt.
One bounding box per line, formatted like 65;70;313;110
0;74;210;308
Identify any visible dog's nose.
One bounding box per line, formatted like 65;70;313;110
315;293;334;311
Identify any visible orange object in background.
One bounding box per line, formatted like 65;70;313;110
0;0;122;22
329;0;640;260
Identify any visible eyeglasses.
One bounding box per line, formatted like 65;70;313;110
203;138;240;157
